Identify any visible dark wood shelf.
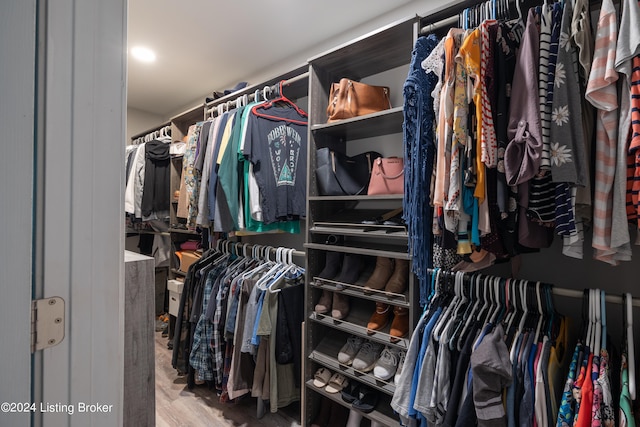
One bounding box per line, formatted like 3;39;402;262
309;302;409;350
311;277;410;308
311;106;403;140
305;242;410;260
170;268;186;277
309;194;403;201
310;224;407;241
308;334;398;396
305;380;399;427
308;16;417;80
168;228;200;235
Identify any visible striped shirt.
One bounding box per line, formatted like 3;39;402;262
585;0;620;265
481;20;499;169
629;57;640;232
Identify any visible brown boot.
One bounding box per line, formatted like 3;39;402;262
367;302;390;333
331;292;350;320
390;306;409;341
363;257;394;293
314;289;332;314
384;259;409;294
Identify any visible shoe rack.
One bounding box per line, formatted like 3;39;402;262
303;16;419;427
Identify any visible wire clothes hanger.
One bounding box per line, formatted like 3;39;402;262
251;80;308;125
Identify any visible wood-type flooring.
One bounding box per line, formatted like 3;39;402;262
155;331;301;427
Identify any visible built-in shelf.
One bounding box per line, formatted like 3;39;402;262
170;268;186;277
306;380;399;427
309;194;403;201
308;16;416;79
311;107;404;140
311;277;409;308
305;242;410;260
310;224;408;240
309;302;409;350
168;228;200;235
309;335;398;396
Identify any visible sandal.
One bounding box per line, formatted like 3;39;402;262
312;367;332;388
325;373;349;394
352;385;379;413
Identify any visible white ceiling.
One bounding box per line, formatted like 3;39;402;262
127;0;419;117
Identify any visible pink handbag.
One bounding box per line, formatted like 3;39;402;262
367;157;404;195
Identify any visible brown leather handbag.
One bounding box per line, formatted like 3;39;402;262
367;157;404;195
326;79;391;122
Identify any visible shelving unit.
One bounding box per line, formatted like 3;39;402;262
303;15;418;427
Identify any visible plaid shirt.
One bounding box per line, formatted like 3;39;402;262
189;262;227;381
211;272;233;385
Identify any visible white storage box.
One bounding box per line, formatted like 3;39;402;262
167;279;184;317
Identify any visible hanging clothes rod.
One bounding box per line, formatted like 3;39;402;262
427;268;640;307
204;72;309;119
218;240;305;258
420;15;459;34
131;123;172;144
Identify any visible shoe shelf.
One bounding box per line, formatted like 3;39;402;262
309;302;409;350
311;277;410;308
304;242;410;260
311;106;404;140
310;224;408;240
308;335;397;396
306;380;399;427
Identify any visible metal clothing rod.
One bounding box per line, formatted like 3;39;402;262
204;72;309;119
219;240;305;258
420;15;459;35
427;268;640;307
131;123;171;143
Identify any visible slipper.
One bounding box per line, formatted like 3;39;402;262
341;381;361;403
325;373;349;394
352;385;379;413
312;367;332;388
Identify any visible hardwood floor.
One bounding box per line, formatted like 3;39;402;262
155;331;302;427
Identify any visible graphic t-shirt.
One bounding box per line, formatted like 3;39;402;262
245;105;307;224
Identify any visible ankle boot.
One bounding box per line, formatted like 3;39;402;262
314;289;333;314
367;302;390;333
318;251;343;280
334;254;363;288
363;257;394;293
390;306;409;340
384;259;409;294
331;292;350;320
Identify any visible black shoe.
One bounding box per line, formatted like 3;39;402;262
352;385;379;413
341;382;361;403
318;251;343;280
334;254;363;286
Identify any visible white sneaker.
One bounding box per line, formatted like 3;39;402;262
373;347;400;381
352;341;383;372
338;335;364;365
394;350;406;385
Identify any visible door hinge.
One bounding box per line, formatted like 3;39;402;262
31;297;65;353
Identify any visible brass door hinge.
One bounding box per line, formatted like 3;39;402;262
31;297;65;353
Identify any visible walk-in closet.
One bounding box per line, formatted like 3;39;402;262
120;0;640;427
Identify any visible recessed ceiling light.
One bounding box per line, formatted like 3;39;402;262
131;46;156;63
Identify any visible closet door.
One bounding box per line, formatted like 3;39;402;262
0;2;37;426
1;1;127;426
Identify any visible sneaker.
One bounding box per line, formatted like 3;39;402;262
373;347;400;381
352;342;383;372
394;350;406;385
338;336;364;365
